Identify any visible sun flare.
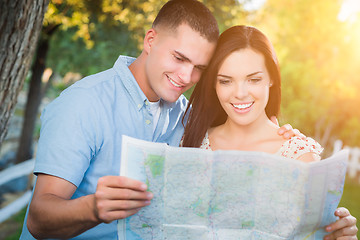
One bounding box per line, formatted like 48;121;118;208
338;0;360;22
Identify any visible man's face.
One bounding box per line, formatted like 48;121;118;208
144;24;216;102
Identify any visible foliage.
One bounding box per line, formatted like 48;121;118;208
44;0;248;77
47;22;139;76
252;0;360;150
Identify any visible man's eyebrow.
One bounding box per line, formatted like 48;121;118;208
174;50;207;69
174;50;191;62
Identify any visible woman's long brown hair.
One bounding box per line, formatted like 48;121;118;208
182;25;281;148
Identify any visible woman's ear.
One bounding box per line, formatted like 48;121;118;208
144;28;157;54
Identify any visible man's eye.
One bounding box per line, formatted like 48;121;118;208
195;66;205;72
174;55;183;61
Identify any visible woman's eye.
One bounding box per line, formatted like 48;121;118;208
250;78;262;83
218;79;231;85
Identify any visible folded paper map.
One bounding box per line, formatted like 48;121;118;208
118;135;348;240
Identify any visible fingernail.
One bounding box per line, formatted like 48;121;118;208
147;192;154;199
141;184;147;191
145;200;151;205
279;129;284;134
326;226;331;232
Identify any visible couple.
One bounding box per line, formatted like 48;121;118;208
21;0;357;239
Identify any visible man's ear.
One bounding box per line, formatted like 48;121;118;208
144;28;157;54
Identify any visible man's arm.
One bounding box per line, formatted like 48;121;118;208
270;116;306;139
27;174;153;239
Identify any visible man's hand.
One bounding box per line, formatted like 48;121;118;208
270;116;306;140
94;176;153;223
27;174;153;239
324;207;358;240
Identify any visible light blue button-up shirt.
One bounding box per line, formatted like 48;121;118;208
20;56;188;239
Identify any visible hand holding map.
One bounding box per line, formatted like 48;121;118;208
118;135;348;240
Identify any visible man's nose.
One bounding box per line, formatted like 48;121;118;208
178;63;194;84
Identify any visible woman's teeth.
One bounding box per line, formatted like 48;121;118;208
232;102;253;109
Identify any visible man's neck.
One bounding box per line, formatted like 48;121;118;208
129;53;160;102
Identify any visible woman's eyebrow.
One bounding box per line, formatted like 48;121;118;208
217;71;262;78
217;74;232;78
247;71;262;77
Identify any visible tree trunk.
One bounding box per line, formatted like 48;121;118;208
16;24;60;163
16;37;49;163
0;0;49;148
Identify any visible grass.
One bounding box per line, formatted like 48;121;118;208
338;177;360;238
0;207;26;240
1;177;359;239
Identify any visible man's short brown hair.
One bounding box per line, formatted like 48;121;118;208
152;0;219;43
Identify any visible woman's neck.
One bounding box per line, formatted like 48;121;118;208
209;113;284;152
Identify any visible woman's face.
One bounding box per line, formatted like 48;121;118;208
215;48;272;127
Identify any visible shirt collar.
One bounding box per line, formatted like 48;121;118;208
113;55;147;111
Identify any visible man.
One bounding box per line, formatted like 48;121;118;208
21;0;357;239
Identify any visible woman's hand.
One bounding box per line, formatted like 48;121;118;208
324;207;358;240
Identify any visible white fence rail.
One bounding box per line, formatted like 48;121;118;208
333;140;360;183
0;159;34;224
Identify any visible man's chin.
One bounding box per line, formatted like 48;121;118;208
160;94;182;103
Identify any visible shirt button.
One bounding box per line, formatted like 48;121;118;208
145;100;149;106
145;120;151;125
137;104;142;109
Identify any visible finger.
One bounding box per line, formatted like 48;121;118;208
334;207;351;218
98;176;148;192
98;207;142;223
278;124;292;135
96;187;154;201
335;236;359;240
279;127;305;140
270;116;279;126
98;199;151;213
282;128;301;139
324;225;358;240
289;128;306;139
326;215;357;233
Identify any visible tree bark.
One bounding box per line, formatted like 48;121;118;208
0;0;49;147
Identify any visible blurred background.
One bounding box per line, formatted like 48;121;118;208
0;0;359;238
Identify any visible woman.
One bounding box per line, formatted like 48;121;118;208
182;25;357;239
